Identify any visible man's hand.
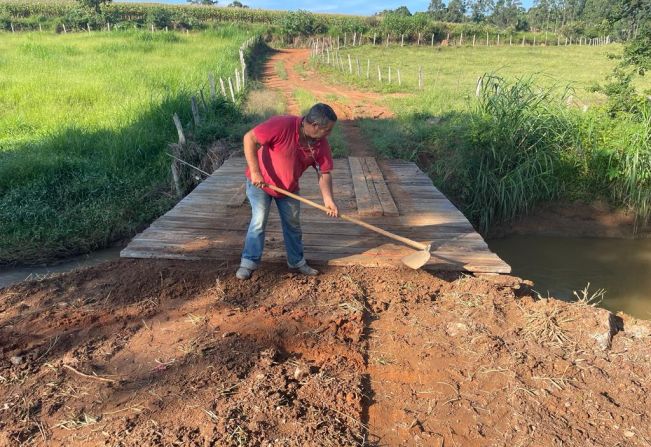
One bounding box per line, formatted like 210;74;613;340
250;171;266;188
324;198;339;217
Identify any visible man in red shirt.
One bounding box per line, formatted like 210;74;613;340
236;103;339;280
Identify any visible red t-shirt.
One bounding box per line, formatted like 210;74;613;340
246;115;334;198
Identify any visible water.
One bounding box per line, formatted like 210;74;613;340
0;247;122;290
488;236;651;320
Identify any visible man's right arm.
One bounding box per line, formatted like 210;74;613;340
243;130;265;188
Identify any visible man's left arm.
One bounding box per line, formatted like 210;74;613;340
318;172;338;217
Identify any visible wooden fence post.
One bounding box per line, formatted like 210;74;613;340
228;78;236;102
348;54;352;74
191;97;200;126
219;77;227;97
473;35;476;47
377;65;382;82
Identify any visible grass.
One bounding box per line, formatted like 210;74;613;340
0;26;256;265
274;61;288;80
293;88;349;158
313;44;651;233
315;44;651;114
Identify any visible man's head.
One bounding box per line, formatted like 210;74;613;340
303;103;337;140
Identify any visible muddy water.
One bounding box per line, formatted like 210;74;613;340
0;247;122;290
489;236;651;319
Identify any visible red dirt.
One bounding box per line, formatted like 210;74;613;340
1;261;650;446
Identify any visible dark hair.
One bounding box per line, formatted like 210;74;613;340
305;103;337;126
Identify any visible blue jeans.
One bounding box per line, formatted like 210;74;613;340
240;180;306;270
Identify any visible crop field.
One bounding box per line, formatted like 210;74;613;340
0;27;254;264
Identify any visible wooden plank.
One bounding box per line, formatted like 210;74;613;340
364;157;399;217
348;157;383;217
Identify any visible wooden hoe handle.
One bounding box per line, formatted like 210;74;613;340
264;184;428;251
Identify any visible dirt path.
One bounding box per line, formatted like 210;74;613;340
261;48;391;157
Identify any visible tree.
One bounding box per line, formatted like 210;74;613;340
428;0;447;20
445;0;467;22
470;0;495;22
228;1;249;7
77;0;111;14
187;0;218;5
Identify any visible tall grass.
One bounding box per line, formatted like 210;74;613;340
315;45;651;234
460;75;577;232
0;27;255;265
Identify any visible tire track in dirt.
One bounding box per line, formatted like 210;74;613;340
261;48;392;157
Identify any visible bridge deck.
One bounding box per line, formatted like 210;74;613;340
121;156;511;274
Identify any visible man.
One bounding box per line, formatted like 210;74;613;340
235;103;339;280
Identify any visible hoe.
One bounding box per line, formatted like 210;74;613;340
265;184;433;270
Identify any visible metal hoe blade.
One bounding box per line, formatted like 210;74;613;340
401;243;432;270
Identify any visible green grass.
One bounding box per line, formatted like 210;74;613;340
313;44;651;233
293;88;348;158
274;61;288;80
315;44;651;114
0;27;255;264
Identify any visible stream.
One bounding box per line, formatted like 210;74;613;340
489;236;651;320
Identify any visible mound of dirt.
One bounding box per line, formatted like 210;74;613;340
1;260;649;446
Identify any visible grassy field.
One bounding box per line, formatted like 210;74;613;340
0;27;255;264
314;44;651;233
314;44;651;114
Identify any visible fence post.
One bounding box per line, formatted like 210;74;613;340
431;33;435;46
228;78;236;102
235;69;241;92
486;32;489;46
191;97;200;126
356;58;361;77
401;34;404;47
397;69;401;86
348;54;352;74
460;33;463;45
377;65;382;82
476;77;482;97
388;66;392;84
373;33;377;45
473;35;476;47
497;34;500;45
219;77;227;97
386;34;389;47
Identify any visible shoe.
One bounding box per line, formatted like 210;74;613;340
296;264;319;276
235;267;253;280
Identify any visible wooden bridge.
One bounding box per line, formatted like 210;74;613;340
121;155;511;273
